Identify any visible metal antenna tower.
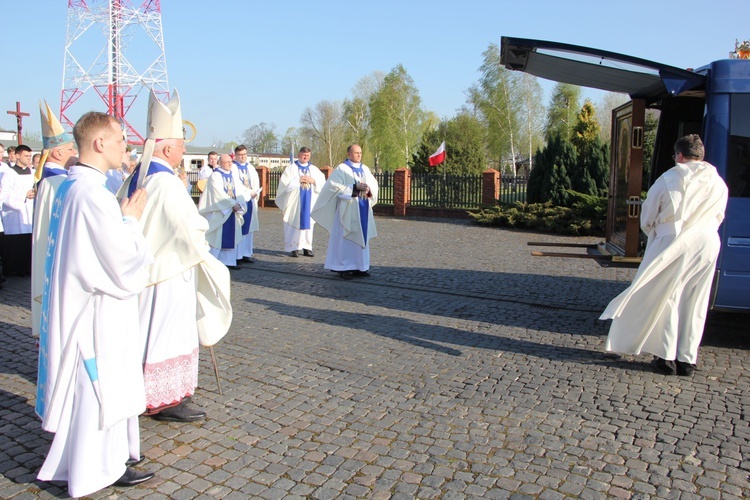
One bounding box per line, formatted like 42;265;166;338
60;0;170;144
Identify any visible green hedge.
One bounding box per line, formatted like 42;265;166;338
469;190;607;236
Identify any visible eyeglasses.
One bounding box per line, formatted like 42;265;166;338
672;153;679;160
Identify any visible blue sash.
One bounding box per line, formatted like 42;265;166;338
219;170;236;249
41;166;67;181
127;161;174;197
297;161;311;230
344;160;369;242
36;177;77;419
234;162;253;235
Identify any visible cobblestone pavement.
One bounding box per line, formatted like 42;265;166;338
1;208;749;499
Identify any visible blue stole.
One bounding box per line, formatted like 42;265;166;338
41;165;67;181
36;177;77;419
127;161;174;197
219;170;236;249
297;161;312;230
344;159;369;242
234;161;253;235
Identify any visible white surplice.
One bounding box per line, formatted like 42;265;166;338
0;166;34;234
275;162;326;252
36;165;153;498
120;157;233;410
233;162;260;258
311;161;378;272
601;161;728;364
198;168;247;266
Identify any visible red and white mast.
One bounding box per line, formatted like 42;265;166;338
60;0;170;144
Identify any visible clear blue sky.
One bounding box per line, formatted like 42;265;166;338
1;0;746;148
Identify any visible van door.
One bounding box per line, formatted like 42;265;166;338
607;100;645;257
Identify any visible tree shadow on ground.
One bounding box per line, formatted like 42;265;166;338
232;262;621;337
246;297;650;375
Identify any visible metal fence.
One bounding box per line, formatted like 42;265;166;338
410;173;482;209
372;172;394;205
191;169;528;209
499;175;528;204
268;170;281;201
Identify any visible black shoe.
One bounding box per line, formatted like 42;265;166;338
352;270;371;277
339;271;353;280
227;265;241;270
125;454;145;467
152;403;206;423
303;249;314;257
290;251;299;258
654;357;677;376
242;256;256;263
676;361;696;376
113;467;155;487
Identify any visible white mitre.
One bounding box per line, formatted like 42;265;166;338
147;88;183;140
137;89;183;188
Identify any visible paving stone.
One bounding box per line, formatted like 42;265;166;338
1;211;749;499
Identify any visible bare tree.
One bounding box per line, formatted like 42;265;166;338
300;101;346;168
241;122;279;153
595;92;629;144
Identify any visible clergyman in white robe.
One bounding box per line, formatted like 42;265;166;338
311;155;378;273
120;156;232;413
36;164;153;498
198;165;247;266
275;159;326;253
601;157;728;366
31;163;69;339
233;159;261;260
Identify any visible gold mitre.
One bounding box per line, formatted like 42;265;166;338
146;88;183;140
39;100;73;149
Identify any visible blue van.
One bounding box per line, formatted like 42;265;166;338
501;37;750;311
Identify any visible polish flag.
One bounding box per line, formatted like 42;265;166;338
429;141;446;167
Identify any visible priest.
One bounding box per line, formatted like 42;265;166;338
232;144;261;263
198;153;247;268
275;147;326;258
31;100;78;339
36;111;154;497
120;89;232;422
601;134;728;376
311;144;378;279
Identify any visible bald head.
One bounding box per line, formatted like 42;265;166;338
219;154;233;171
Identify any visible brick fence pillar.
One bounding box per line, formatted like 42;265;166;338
256;165;269;208
393;168;411;216
482;169;500;206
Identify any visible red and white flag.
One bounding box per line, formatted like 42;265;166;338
429;141;446;167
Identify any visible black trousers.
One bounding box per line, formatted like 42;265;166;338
3;233;31;277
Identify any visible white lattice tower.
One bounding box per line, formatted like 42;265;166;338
60;0;170;144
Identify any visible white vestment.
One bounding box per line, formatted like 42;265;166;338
275;162;326;252
31;164;68;338
0;166;34;234
36;165;152;498
601;161;728;364
234;162;260;258
311;161;378;272
0;162;10;232
118;157;233;410
198;168;247;266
